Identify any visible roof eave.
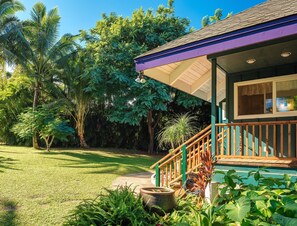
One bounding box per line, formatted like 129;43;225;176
135;14;297;72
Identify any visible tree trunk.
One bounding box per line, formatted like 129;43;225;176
76;103;89;148
32;81;40;149
147;110;161;154
147;110;154;154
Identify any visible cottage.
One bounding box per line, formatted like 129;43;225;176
135;0;297;187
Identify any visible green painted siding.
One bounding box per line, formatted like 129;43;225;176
226;63;297;158
214;164;297;184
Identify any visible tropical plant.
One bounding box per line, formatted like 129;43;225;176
0;0;24;52
12;105;74;151
64;186;158;226
5;2;76;148
58;45;101;148
160;169;297;226
88;0;195;154
201;8;232;27
157;113;197;150
0;67;32;144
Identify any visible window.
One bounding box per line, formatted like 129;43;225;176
276;80;297;112
234;74;297;119
238;82;272;116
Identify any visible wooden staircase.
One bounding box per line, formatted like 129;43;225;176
151;125;214;188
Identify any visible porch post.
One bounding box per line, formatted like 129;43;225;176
211;58;217;156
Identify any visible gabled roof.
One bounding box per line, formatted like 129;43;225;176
136;0;297;59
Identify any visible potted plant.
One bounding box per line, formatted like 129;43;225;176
140;187;177;215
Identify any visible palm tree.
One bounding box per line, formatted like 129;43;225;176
0;0;24;84
6;2;75;148
58;48;99;148
157;113;197;151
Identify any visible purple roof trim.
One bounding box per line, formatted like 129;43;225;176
135;15;297;72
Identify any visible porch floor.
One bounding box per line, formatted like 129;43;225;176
217;158;297;168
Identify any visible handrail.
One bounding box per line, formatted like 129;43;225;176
159;130;212;168
216;120;297;126
152;120;297;188
156;126;212;187
150;125;211;169
216;120;297;159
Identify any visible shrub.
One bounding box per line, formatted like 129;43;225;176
161;169;297;226
64;186;158;226
65;170;297;226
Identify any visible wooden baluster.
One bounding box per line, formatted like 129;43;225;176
165;165;168;186
273;124;276;157
202;138;205;162
288;123;291;158
207;132;210;154
259;125;262;157
280;124;284;158
190;146;193;170
198;141;201;165
245;125;249;157
240;126;243;157
188;149;191;170
174;157;177;179
193;144;196;168
194;144;197;168
169;162;172;182
177;157;180;177
221;126;224;156
266;125;269;157
216;126;219;156
161;167;164;187
227;125;230;156
252;125;255;157
233;126;236;156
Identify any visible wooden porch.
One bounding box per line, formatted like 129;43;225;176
216;120;297;168
151;120;297;188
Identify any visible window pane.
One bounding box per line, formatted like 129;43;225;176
276;80;297;112
238;82;273;116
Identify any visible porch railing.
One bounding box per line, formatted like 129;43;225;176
216;120;297;159
151;125;212;187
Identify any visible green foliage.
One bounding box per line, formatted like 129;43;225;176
159;196;211;226
225;196;251;222
58;44;101;148
65;170;297;225
87;0;197;153
202;8;232;27
0;71;32;144
157;113;197;150
159;170;297;225
12;105;74;151
64;186;157;226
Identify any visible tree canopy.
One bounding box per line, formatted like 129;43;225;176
0;0;211;153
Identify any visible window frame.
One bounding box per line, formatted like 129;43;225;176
234;74;297;120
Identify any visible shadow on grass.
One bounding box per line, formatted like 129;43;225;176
40;151;158;175
0;157;18;173
0;199;18;226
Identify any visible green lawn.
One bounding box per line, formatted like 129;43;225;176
0;145;158;226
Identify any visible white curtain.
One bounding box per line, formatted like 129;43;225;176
240;82;272;96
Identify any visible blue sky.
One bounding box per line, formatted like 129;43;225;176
17;0;266;36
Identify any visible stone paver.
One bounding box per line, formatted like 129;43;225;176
111;172;154;193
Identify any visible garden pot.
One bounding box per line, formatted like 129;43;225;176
140;187;177;215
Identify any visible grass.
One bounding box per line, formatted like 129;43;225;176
0;145;158;226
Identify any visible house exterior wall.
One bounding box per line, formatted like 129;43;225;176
227;62;297;122
224;62;297;158
214;165;297;184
